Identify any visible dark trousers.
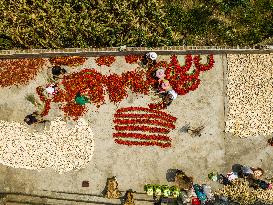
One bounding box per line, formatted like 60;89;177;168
142;55;156;66
218;174;232;185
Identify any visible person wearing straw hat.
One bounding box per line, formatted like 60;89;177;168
167;89;178;100
162;89;178;107
142;52;157;66
146;52;157;61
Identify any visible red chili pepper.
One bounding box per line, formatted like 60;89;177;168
49;56;87;66
114;139;171;148
0;59;45;87
33;54;214;119
114;125;170;134
114;113;176;122
113;118;175;129
113;132;171;141
116;107;177;121
95;56;116;67
124;55;142;64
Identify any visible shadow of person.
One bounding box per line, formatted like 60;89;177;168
121;189;135;205
100;179;108;197
119;193;126;205
101;177;115;197
166;169;178;182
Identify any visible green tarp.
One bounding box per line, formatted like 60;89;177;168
75;94;89;105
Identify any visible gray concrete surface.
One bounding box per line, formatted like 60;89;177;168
0;54;272;205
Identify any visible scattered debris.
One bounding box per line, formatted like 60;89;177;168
188;125;204;137
119;45;127;51
25;94;38;105
179;123;204;137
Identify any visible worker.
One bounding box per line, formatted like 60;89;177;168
238;166;264;179
45;83;58;95
156;69;166;81
143;52;157;66
158;79;172;93
146;52;157;61
24;111;47;125
52;66;67;80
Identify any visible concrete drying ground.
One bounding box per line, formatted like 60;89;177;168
0;54;272;205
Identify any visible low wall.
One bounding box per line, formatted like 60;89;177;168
0;46;273;59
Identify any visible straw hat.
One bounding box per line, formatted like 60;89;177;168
168;90;178;100
147;52;157;60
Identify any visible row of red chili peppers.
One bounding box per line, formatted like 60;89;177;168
114;113;176;123
50;54;213;69
113;132;171;141
116;107;177;122
114;139;171;148
49;55;140;67
115;125;170;134
95;55;142;66
113;106;176;148
113;118;175;129
96;55;210;69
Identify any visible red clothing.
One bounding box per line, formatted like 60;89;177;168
192;197;201;205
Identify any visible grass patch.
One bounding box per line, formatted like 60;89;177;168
0;0;273;49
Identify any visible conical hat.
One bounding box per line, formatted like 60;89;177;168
150;52;157;60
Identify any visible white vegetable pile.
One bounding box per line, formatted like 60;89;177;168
0;118;94;173
225;54;273;137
